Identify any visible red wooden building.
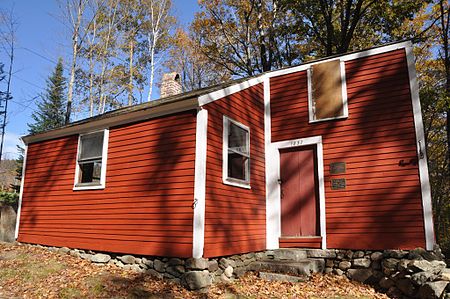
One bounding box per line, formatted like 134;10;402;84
15;41;435;258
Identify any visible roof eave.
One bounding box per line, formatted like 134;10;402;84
22;97;199;145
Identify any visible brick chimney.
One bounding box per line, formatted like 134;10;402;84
160;72;182;98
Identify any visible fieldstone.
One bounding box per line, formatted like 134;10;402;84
219;258;236;269
80;253;92;260
224;266;233;278
123;264;143;272
255;252;265;260
324;268;333;274
115;260;124;268
259;272;308;283
186;258;209;270
264;250;275;259
168;258;183;266
273;249;304;260
382;258;399;274
419;281;449;299
379;277;395;289
69;250;80;258
398;259;409;271
118;255;136;265
409;260;446;274
90;253;111;263
385;250;408;259
347;269;372;283
142;258;153;268
370;252;383;261
139;263;148;270
146;269;163;279
307;249;336;259
326;259;334;268
135;258;142;264
182;271;212;290
57;247;70;255
220;273;232;283
154;259;166;272
166;265;185;277
208;260;219;272
334;269;344;276
371;260;381;270
411;271;435;286
234;267;248;278
354;251;365;258
387;286;402;298
353;258;371;268
396;278;416;297
339;261;352;270
437;268;450;281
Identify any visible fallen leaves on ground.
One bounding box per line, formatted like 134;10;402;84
0;243;389;298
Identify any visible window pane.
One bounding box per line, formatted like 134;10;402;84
79;161;102;183
311;60;344;120
229;122;248;155
228;153;248;181
80;132;104;161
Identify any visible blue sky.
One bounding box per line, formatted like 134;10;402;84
0;0;200;159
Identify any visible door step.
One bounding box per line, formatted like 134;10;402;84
247;259;325;277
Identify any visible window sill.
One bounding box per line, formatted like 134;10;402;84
73;183;105;191
223;178;251;189
309;115;348;124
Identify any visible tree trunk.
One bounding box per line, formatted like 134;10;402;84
128;38;134;106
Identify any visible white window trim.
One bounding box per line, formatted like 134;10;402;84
266;136;327;250
307;60;348;123
222;116;251;189
73;129;109;191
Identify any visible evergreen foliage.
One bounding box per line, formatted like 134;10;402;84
28;58;67;134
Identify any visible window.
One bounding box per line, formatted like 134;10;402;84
74;129;108;190
223;116;250;188
308;59;348;122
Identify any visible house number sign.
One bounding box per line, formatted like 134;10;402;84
331;178;346;190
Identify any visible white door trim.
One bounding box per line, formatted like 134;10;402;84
266;136;327;249
15;145;28;240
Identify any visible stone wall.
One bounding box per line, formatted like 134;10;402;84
25;243;450;298
0;205;16;242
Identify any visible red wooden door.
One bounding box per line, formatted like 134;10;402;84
280;146;319;237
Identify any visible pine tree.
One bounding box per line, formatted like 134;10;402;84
28;58;67;134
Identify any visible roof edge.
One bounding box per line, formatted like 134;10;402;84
23;97;199;144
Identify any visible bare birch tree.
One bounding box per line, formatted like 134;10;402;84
141;0;174;102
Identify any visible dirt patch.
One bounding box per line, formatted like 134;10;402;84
0;243;389;298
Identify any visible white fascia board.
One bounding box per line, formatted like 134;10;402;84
22;98;198;145
15;145;28;240
405;44;435;251
267;41;412;79
193;108;208;258
198;76;265;105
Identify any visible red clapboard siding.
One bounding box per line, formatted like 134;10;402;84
270;49;426;250
203;84;266;258
18;111;196;257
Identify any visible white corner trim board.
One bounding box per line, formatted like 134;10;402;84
14;145;28;240
405;45;435;251
193;108;208;258
266;136;327;250
263;77;281;249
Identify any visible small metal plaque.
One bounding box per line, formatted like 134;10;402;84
330;162;346;174
331;178;346;190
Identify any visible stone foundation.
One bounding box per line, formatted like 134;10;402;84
24;243;450;298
